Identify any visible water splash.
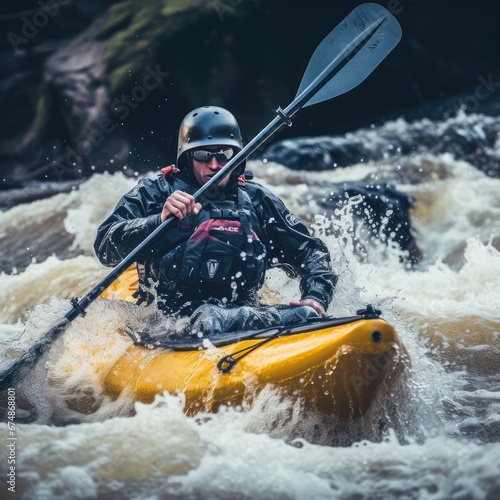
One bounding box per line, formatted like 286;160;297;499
1;112;500;497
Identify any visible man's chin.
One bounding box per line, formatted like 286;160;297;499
205;177;229;188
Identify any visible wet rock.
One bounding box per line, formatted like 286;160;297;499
311;182;421;264
0;0;111;183
1;0;500;184
258;113;500;178
0;180;82;210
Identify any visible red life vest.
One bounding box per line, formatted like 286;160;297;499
157;195;267;305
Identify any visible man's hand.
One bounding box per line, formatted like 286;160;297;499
289;299;326;317
161;191;202;222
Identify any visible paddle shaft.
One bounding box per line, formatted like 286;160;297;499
0;4;401;390
66;15;389;320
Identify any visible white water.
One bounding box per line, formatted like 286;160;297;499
1;115;499;499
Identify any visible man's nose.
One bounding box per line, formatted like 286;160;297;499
208;156;222;168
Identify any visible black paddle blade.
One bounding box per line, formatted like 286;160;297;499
0;318;69;391
296;3;402;108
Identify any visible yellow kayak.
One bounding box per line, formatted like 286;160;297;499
101;268;407;417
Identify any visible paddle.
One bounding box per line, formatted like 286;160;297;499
0;3;401;391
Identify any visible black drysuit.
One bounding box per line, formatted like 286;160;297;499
94;169;337;333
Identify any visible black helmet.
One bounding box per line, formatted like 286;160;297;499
177;106;244;169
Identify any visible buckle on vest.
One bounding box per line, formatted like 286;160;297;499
211;208;240;219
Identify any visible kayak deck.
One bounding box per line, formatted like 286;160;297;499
103;317;405;417
99;266;407;417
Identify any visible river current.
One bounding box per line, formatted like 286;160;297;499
0;111;499;499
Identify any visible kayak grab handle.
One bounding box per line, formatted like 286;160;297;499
217;329;287;373
217;355;237;373
356;304;381;318
216;304;384;372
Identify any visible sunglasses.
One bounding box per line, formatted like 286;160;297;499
191;148;235;164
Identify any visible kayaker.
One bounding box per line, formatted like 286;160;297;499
94;106;338;335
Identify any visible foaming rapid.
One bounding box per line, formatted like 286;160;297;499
1;112;499;498
6;393;500;500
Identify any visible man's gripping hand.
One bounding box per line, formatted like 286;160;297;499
289;299;326;317
161;191;202;222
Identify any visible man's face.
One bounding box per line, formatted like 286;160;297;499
191;146;234;187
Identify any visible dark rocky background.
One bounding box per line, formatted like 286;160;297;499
1;0;499;185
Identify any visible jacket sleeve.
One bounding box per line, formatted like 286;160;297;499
94;174;169;267
253;183;338;311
